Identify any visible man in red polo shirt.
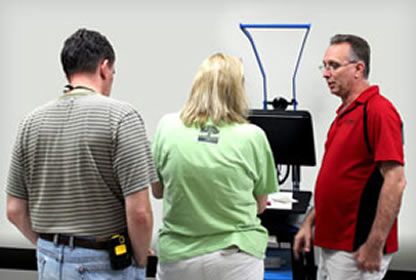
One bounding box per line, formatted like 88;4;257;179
293;34;406;279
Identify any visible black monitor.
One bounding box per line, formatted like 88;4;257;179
248;110;316;166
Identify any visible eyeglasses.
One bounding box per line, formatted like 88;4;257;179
319;61;357;72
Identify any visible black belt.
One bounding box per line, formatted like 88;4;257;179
39;233;108;250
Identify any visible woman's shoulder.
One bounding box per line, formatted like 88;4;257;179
230;122;267;139
158;112;181;123
156;112;184;131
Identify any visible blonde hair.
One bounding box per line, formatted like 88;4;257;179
180;53;249;127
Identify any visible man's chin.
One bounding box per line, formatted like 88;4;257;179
329;90;342;97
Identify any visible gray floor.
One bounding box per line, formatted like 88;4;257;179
0;269;37;280
0;269;155;280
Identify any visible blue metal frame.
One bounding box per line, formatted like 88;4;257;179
240;23;311;110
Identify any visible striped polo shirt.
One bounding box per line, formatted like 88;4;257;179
6;89;158;237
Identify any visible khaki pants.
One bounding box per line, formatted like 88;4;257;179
156;247;264;280
317;247;392;280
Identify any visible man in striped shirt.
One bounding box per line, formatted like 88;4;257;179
6;28;157;280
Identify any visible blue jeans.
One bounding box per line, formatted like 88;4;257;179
36;238;146;280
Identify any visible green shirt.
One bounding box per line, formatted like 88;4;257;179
152;113;278;263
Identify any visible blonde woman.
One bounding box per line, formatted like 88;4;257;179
152;53;278;280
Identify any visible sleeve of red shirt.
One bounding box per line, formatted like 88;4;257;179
368;97;404;165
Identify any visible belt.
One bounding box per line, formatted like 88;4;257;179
39;233;108;250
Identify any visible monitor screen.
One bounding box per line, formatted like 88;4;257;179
248;110;316;166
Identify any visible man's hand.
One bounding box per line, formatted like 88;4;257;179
353;162;405;273
293;222;313;259
125;188;153;269
353;241;383;272
293;208;315;260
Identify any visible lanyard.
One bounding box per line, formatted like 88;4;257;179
61;84;97;98
64;84;95;93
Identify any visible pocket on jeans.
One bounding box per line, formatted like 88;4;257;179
37;255;47;279
77;263;129;280
130;265;146;280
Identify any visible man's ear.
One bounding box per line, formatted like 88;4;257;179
355;61;366;78
99;59;111;80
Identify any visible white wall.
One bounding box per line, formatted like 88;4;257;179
1;0;414;271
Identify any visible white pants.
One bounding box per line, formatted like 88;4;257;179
156;247;264;280
317;247;392;280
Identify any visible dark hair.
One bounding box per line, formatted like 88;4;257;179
61;28;115;78
330;34;370;78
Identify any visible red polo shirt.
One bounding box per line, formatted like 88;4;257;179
314;85;404;254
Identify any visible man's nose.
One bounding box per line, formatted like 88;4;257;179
323;68;331;79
